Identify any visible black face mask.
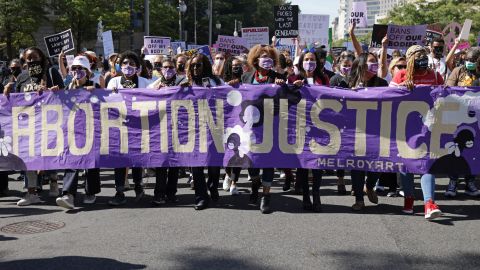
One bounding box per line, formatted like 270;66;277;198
433;46;444;58
27;61;44;78
10;67;22;77
414;57;429;69
177;63;185;72
232;66;243;77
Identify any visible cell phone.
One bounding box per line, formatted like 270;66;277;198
202;77;211;87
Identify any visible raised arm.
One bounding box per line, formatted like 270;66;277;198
349;22;363;57
378;36;388;78
446;38;460;72
58;50;67;79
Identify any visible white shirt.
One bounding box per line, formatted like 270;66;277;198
428;55;447;76
106;76;151;89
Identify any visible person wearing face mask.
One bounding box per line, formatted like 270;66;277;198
106;50;149;206
55;56;102;209
181;54;223;210
444;47;480;199
387;57;407;83
83;51;105;88
212;52;226;78
329;52;355;88
104;53;121;86
12;47;64;206
149;58;187;89
241;44;286;214
428;38;448;79
174;54;187;76
1;59;23;94
390;45;444;220
345;53;388;211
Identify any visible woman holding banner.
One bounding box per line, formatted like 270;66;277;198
55;56;102;209
390;45;444;220
106;50;149;206
184;53;223;210
241;44;286;214
347;52;388;211
289;50;330;212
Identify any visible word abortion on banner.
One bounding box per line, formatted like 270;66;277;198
298;14;330;48
43;29;75;57
102;30;114;57
350;2;368;28
386;24;427;49
2;85;480;177
274;5;299;38
370;24;388;48
241;27;269;49
424;30;443;46
143;36;171;55
215;35;248;55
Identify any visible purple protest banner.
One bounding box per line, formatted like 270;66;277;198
1;85;480;177
387;24;427;49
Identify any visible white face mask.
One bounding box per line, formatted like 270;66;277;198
214;59;224;66
294;66;300;75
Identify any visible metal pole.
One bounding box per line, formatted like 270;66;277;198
130;0;134;50
144;0;150;36
194;0;197;44
179;0;182;41
208;0;212;46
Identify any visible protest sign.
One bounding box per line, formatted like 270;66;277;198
274;5;299;38
184;45;213;63
187;44;203;50
350;2;368;28
215;35;248;55
442;22;462;48
331;47;347;56
386;24;427;49
370;24;388;48
241;27;269;49
102;30;114;57
171;41;186;53
459;19;472;41
2;85;480;177
43;29;75;57
276;44;296;59
424;30;443;46
298;14;330;48
449;41;470;50
65;55;75;67
143;36;171;55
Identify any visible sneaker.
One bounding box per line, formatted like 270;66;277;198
465;181;480;197
17;193;41;206
424;199;442;220
109;192;127;206
152;194;167;205
223;174;232;191
56;194;74;209
366;189;378;204
279;172;286;179
398;190;405;197
260;195;272;214
83;195;96;204
387;191;397;197
374;185;385;193
402;196;414;214
49;182;59;197
444;180;457;197
230;185;240;195
134;187;145;202
352;201;365;211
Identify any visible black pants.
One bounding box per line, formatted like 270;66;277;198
62;169;101;196
192;167;220;203
297;168;322;194
154;167;179;197
379;173;397;191
0;171;8;191
114;167;142;192
351;170;380;202
225;167;242;182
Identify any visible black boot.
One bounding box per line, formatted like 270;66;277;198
249;177;261;204
260;194;272;214
303;192;313;210
312;190;322;212
283;176;292;191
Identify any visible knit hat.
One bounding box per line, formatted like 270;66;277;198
406;45;426;60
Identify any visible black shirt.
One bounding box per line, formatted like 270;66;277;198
16;68;64;92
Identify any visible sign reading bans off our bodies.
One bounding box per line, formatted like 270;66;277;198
274;5;299;38
386;24;427;49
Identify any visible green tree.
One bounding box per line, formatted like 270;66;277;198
0;0;47;59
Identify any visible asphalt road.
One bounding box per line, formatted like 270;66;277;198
1;170;479;270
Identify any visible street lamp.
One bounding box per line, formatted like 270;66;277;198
178;0;187;41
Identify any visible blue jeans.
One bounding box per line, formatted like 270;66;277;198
400;173;435;202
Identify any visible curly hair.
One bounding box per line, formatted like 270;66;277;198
24;47;49;72
119;50;141;68
247;44;279;70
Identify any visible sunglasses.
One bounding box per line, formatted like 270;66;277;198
395;65;407;69
191;63;203;68
162;66;175;69
122;60;136;66
70;66;85;71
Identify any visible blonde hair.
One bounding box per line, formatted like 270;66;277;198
389;57;406;77
247;45;279;70
405;45;427;83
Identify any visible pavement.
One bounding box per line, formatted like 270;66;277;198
1;170;480;270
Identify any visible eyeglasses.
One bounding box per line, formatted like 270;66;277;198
395;65;407;69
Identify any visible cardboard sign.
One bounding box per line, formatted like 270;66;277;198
370;24;389;48
215;35;248;55
65;55;75;67
102;30;114;57
298;14;330;48
241;27;269;49
386;24;427;49
442;22;462;49
424;30;443;46
331;47;347;56
350;2;368;28
143;36;171;55
171;42;186;53
274;5;299;38
43;29;75;57
459;19;472;41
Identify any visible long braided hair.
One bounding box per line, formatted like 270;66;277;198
405;45;427;83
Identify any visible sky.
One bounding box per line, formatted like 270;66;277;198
290;0;340;25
